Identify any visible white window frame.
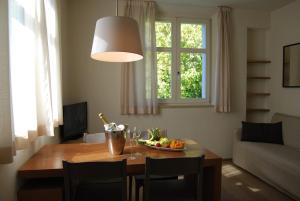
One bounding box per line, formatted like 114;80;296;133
155;18;211;107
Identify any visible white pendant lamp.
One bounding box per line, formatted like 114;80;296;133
91;0;143;62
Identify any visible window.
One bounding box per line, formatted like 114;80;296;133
155;19;210;105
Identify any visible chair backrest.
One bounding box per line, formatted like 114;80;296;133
83;133;106;143
63;159;127;201
144;156;204;201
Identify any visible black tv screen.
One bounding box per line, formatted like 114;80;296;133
61;102;87;141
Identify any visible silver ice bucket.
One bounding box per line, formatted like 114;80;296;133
105;130;126;155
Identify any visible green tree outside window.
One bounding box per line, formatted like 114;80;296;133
155;21;206;100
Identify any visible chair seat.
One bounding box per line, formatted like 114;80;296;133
147;179;196;201
75;182;122;201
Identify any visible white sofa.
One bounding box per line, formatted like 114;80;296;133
233;113;300;200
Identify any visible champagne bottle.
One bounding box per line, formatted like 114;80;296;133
98;113;109;125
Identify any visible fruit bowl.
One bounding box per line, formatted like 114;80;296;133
138;138;186;152
144;143;186;152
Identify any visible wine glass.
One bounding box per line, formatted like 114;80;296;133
133;129;142;156
127;128;136;160
132;127;140;143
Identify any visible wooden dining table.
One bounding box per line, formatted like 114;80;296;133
18;140;222;201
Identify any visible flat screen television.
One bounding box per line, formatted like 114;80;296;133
60;102;87;142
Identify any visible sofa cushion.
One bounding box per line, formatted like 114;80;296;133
272;113;300;149
233;140;300;199
241;121;283;144
241;142;300;173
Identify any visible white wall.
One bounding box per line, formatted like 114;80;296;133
62;0;271;159
270;0;300;116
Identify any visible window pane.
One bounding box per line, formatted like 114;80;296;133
181;23;205;49
155;22;172;48
180;53;206;99
157;52;172;99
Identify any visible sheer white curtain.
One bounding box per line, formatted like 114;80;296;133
215;6;231;113
8;0;63;151
121;0;158;115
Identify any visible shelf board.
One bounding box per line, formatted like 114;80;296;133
247;92;271;96
247;108;270;112
247;60;271;64
247;76;271;80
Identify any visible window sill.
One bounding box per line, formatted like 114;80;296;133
159;102;214;108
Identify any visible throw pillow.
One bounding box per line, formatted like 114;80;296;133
241;121;283;144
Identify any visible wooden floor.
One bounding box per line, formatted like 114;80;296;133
222;161;295;201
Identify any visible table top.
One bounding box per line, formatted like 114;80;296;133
18;140;222;178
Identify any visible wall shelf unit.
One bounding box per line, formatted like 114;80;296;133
247;76;271;80
246;28;271;122
247;92;271;96
247;108;270;112
247;60;271;64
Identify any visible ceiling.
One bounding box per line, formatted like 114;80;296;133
155;0;295;11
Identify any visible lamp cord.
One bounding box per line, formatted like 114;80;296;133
116;0;118;16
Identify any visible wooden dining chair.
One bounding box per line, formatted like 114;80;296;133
83;132;106;143
134;171;178;200
142;156;204;201
63;159;127;201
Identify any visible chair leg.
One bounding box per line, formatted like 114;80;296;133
129;176;133;201
135;186;140;201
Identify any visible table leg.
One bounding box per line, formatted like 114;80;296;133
212;160;222;201
185;161;222;201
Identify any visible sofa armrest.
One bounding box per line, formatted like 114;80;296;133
232;128;241;163
234;128;242;143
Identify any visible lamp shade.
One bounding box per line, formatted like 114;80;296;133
91;16;143;62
